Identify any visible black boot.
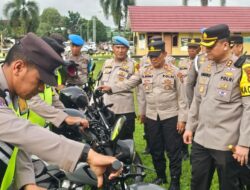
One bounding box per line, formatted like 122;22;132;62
168;176;180;190
152;177;167;185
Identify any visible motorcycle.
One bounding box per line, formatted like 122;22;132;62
33;155;164;190
54;87;145;184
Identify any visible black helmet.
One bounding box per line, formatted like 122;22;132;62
42;36;65;56
60;86;89;109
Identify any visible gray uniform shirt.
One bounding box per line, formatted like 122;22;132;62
28;89;67;127
64;52;90;86
100;58;136;114
186;54;250;150
112;63;188;121
0;66;84;189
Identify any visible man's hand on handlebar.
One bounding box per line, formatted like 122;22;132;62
65;116;89;132
87;149;123;188
98;85;112;93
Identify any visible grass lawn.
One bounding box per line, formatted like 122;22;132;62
92;55;219;189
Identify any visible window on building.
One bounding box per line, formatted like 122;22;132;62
172;34;178;47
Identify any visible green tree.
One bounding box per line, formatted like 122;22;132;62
3;0;39;35
183;0;226;6
64;11;82;34
40;8;62;28
100;0;136;30
37;8;64;36
201;0;226;6
183;0;188;6
88;16;108;42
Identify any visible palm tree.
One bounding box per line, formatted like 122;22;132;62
220;0;226;6
183;0;188;6
100;0;136;30
3;0;39;35
201;0;209;6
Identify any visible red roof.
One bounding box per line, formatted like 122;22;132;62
128;6;250;32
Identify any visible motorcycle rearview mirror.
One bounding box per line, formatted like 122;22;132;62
110;116;126;142
88;61;96;73
67;65;77;77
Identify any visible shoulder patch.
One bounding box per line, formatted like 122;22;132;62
240;63;250;97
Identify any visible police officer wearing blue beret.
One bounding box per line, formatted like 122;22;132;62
99;36;137;140
64;34;90;86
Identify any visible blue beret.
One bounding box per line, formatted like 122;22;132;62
68;34;84;46
112;36;129;48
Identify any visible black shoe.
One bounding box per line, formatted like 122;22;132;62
169;176;180;190
152;177;167;185
168;182;180;190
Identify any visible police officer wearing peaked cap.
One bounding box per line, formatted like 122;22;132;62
178;38;201;160
100;35;137;140
0;33;121;190
183;24;250;190
230;35;244;57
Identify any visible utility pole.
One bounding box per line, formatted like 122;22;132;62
87;20;90;42
92;16;96;43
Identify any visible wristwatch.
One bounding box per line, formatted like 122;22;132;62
79;144;91;162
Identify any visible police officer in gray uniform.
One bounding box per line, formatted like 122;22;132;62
100;36;136;140
183;24;250;190
0;33;121;190
186;52;207;107
27;36;88;128
100;40;188;190
64;34;90;86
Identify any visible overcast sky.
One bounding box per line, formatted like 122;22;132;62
1;0;250;27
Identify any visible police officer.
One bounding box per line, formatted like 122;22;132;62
0;33;121;190
230;35;244;57
178;38;201;160
64;34;90;86
183;24;250;190
100;40;188;190
138;36;179;154
99;36;136;140
179;38;201;84
27;36;86;128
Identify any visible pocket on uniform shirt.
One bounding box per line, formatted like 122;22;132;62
215;81;233;102
163;77;175;91
102;73;110;82
142;78;153;93
197;76;210;97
